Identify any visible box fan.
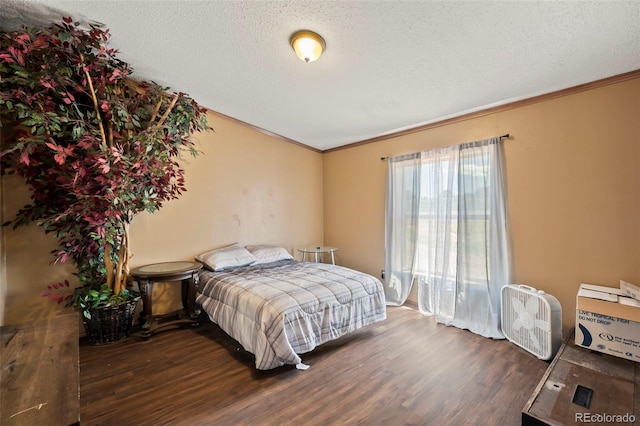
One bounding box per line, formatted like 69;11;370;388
501;284;562;360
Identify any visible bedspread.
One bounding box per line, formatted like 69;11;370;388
196;260;386;370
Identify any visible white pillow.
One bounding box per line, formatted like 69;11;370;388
245;245;293;265
196;243;257;271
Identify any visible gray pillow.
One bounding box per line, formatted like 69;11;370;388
245;245;294;265
196;243;257;271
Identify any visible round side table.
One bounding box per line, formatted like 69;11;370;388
296;246;339;265
129;261;203;339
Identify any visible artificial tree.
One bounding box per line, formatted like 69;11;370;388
0;17;210;319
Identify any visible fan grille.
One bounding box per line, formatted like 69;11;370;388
502;286;552;358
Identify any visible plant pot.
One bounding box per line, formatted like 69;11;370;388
82;298;139;345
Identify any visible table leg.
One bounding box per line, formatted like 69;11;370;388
190;273;200;319
314;252;319;263
180;275;199;321
330;251;335;265
181;279;189;312
139;279;154;337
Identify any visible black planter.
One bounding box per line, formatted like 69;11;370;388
82;298;139;345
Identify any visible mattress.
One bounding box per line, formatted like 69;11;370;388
196;260;386;370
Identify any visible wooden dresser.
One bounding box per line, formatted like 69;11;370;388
1;313;80;426
523;330;639;425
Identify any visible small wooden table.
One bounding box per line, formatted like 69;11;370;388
1;313;80;426
130;261;203;339
523;329;639;425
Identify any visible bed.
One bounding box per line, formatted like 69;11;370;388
194;243;386;370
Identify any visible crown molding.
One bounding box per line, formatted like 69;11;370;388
324;68;640;154
204;109;322;154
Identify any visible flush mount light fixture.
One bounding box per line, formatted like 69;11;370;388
290;30;326;63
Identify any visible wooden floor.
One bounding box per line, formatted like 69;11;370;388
79;306;549;425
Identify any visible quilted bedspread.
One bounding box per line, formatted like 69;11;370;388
196;260;386;370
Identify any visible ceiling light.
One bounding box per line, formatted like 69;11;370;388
290;30;326;63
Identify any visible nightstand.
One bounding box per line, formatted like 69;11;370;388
130;261;203;339
297;246;339;265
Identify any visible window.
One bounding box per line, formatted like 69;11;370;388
415;151;492;285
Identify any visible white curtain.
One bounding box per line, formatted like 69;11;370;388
384;137;508;338
383;153;421;305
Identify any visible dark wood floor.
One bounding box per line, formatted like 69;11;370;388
79;306;549;425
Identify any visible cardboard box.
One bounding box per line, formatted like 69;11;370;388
575;283;640;363
621;280;640;301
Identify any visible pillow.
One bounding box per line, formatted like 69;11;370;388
245;244;293;265
196;243;257;271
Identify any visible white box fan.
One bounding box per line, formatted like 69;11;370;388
501;284;563;360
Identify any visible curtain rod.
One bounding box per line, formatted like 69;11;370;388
380;133;511;161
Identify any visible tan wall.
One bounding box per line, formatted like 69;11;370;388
1;110;324;325
323;77;640;329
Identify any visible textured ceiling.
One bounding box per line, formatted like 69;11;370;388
2;1;640;151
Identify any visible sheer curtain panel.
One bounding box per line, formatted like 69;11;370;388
384;153;421;305
385;137;508;338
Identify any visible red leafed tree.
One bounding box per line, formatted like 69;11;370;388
0;17;210;310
